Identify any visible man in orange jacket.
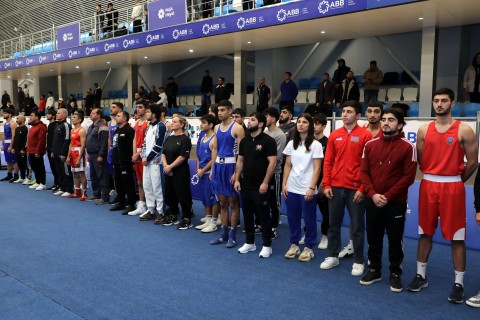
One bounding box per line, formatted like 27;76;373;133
320;100;372;277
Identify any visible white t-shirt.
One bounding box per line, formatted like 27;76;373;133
283;139;323;195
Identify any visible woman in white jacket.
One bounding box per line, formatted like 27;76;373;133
463;53;480;103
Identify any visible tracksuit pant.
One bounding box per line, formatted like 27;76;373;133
54;155;74;193
143;161;164;214
47;153;58;186
267;173;281;229
29;154;46;185
17;153;28;179
164;167;192;220
113;163;136;206
241;187;272;247
285;192;318;249
89;155;109;201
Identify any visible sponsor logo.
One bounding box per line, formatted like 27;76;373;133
15;60;22;67
62;31;75;42
4;62;11;68
53;53;63;61
191;174;200;185
318;0;346;14
318;0;329;14
104;43;116;52
123;39;135;49
172;28;188;40
68;49;79;59
158;6;175;19
202;23;220;35
26;58;34;66
237;17;258;29
38;55;47;63
146;34;160;44
277;8;300;22
85;47;96;56
158;8;165;19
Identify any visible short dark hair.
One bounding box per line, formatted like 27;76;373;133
112;101;124;110
323;72;329;77
30;110;42;119
433;88;455;101
75;109;85;122
47;109;57;117
313;113;327;126
217;100;232;109
366;101;384;115
200;114;218;127
159;106;167;118
120;111;130;121
136;99;145;107
370;60;377;65
341;100;362;115
285;71;292;77
263;107;280;121
391;103;410;117
146;103;161;120
383;107;406;130
280;105;293;114
168;76;174;81
249;112;267;130
232;108;246;117
3;108;13;115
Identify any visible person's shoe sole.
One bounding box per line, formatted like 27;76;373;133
407;283;428;292
390;286;403;293
360;277;382;285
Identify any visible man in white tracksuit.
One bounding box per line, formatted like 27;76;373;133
139;103;167;222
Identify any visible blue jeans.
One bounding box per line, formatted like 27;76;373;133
285;192;317;248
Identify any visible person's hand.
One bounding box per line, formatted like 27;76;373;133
75;159;81;168
259;182;268;194
476;212;480;225
209;171;213;181
324;188;333;199
305;188;314;201
230;173;235;184
66;157;71;165
97;156;103;163
353;191;364;204
132;153;139;162
234;181;241;193
281;185;288;199
196;168;204;178
142;158;148;166
10;149;15;154
372;193;388;208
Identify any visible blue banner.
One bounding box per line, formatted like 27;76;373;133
367;0;417;9
56;23;80;50
148;0;187;31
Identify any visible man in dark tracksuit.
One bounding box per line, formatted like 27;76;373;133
11;115;28;181
52;108;74;196
86;108;109;204
46;109;59;190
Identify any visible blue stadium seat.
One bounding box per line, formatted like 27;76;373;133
177;107;187;115
451;103;462;117
408;103;419;117
355;75;364;87
214;1;237;16
298;78;310;90
293;105;306;117
309;77;321;89
464;103;480;117
256;0;264;6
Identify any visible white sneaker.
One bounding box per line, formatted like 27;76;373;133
216;217;222;226
352;263;364;276
196;217;211;230
284;244;301;259
22;179;31;185
259;246;272;258
109;189;117;196
53;190;64;196
238;243;256;254
13;178;24;183
318;235;328;249
299;233;306;245
298;247;314;262
338;243;354;259
201;220;218;233
200;216;208;223
320;257;340;270
29;183;39;189
128;202;146;216
35;184;46;191
61;192;71;197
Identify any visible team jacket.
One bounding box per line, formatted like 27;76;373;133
360;132;417;201
27;121;47;155
323;124;372;192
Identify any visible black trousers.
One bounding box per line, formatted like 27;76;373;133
89;155;109;201
113;163;136;206
17;153;28;179
267;173;281;228
241;187;272;247
365;198;407;275
469;92;480;103
29;154;46;185
47;153;58;186
133;19;142;33
317;193;329;236
54;155;73;193
164;167;192;220
167;95;177;108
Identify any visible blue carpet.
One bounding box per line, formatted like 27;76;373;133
0;179;479;319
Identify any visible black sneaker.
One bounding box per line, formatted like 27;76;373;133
140;211;156;221
153;213;166;224
162;215;179;226
46;185;56;191
360;269;382;285
108;197;119;205
109;203;125;211
390;273;403;293
271;229;278;240
448;283;464;304
177;219;193;230
0;175;12;181
122;205;135;215
406;274;428;292
254;225;263;234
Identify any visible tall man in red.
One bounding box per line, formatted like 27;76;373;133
407;88;478;304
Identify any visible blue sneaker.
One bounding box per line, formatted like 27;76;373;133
226;228;237;248
210;226;229;245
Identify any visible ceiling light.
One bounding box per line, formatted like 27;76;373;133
189;49;194;53
144;56;148;59
7;76;10;78
247;41;252;44
27;73;31;75
321;31;326;34
49;69;53;72
418;17;423;20
107;61;111;64
75;66;80;69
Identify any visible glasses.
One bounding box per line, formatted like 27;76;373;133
432;98;450;103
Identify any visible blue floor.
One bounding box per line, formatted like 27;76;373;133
0;179;479;319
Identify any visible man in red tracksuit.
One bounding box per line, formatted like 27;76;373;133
27;111;48;190
359;108;417;293
320;101;372;277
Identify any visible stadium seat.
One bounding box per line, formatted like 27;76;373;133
452;103;462;117
464;103;480;117
378;88;387;102
296;91;308;104
298;78;310;90
403;87;418;102
179;96;187;106
307;90;316;104
293;105;305;117
408;103;419;117
309;77;321;89
186;96;195;106
194;96;202;106
387;88;402;102
359;88;364;102
246;94;254;105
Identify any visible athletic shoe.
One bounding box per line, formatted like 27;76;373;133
318;235;328;250
320;257;340;270
86;196;98;202
27;173;32;180
299;234;305;245
128;202;147;216
53;190;64;196
108;197;119;205
28;179;36;185
210;226;229;245
162;215;179;226
29;183;39;189
46;185;56;190
9;177;18;183
153;213;166;224
0;175;12;181
259;246;272;258
448;283;464;304
95;199;107;205
122;205;136;215
79;191;88;201
390;273;403;293
109;203;125;211
338;243;354;259
201;221;218;233
284;244;301;259
200;216;208;223
196;217;211;230
226;228;237;248
216;218;222;226
22;179;31;185
14;178;24;183
298;247;314;262
352;263;364;276
238;243;256;254
254;225;262;234
406;274;428;292
139;211;156;221
360;269;382;285
177;219;193;230
35;184;46;191
466;292;480;308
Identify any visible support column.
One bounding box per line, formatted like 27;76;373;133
127;64;139;113
31;77;40;103
233;51;247;110
419;26;438;117
57;74;63;100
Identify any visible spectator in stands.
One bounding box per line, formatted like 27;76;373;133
257;76;271;113
280;71;298;112
46;91;55;110
149;85;159;102
336;71;360;108
243;0;254;11
93;83;102;108
201;0;214;19
84;88;94;116
312;72;335;117
67;94;77;111
463;52;480;103
57;98;66;110
138;86;148;100
23;84;29;98
131;0;143;34
362;60;384;104
38;94;46;115
95;4;105;39
333;58;351;89
2;90;10;109
17;87;25;113
165;77;179;109
105;2;118;38
215;77;230;103
187;0;200;22
156;87;168;107
201;70;213;110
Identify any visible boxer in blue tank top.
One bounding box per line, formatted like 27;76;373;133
1;108;19;182
210;100;245;248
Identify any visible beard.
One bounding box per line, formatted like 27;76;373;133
248;125;259;133
278;118;287;124
382;129;397;136
434;106;452;116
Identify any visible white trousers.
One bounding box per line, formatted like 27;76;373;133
143;161;164;213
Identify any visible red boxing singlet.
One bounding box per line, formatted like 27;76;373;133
135;120;148;149
70;127;82;148
420;120;464;176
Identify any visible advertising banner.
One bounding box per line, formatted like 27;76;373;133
57;23;80;50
